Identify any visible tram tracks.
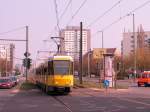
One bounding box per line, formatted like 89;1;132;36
52;95;73;112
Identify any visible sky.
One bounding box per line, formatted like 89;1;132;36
0;0;150;65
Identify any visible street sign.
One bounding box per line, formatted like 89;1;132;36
104;80;109;88
24;52;30;57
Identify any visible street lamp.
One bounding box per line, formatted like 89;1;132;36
98;31;104;49
5;47;8;76
98;31;104;82
132;13;137;78
126;13;136;79
88;49;92;78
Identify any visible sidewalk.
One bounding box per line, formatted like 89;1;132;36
81;76;137;87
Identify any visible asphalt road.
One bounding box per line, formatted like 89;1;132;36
0;86;150;112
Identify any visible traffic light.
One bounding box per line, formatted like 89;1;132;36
23;58;27;67
22;58;32;69
27;58;32;69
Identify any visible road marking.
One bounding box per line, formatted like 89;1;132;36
118;97;150;107
52;96;73;112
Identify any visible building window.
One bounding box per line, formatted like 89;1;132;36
131;36;134;38
130;50;134;53
131;40;134;43
144;34;148;38
131;44;134;48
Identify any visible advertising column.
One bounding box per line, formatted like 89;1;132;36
104;54;115;87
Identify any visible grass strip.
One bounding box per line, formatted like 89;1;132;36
74;79;103;88
74;78;128;89
20;82;37;90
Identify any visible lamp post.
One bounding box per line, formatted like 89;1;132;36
132;13;136;79
98;31;104;49
98;31;104;81
88;49;92;78
127;13;136;80
5;47;8;76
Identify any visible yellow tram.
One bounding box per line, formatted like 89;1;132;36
35;55;74;93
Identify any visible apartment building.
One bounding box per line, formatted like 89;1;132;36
60;26;91;60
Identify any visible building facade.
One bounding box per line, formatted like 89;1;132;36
121;26;150;58
60;26;91;60
83;48;116;77
0;43;15;76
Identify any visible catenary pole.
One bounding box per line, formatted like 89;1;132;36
25;26;29;82
133;14;136;79
79;22;83;84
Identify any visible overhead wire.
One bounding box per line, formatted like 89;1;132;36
54;0;60;32
0;26;26;35
48;0;87;37
46;0;72;39
59;0;72;21
87;0;123;28
67;0;87;26
95;0;150;34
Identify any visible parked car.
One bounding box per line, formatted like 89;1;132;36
9;76;18;86
0;77;14;89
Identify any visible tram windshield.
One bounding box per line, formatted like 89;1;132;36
54;60;70;75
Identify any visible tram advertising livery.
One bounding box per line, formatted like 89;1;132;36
35;55;74;93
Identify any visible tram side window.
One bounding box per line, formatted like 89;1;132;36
41;67;44;75
48;61;54;75
70;62;73;75
44;67;47;75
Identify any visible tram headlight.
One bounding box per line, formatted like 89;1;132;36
55;81;58;84
66;81;71;84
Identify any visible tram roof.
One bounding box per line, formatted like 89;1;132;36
48;55;73;61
